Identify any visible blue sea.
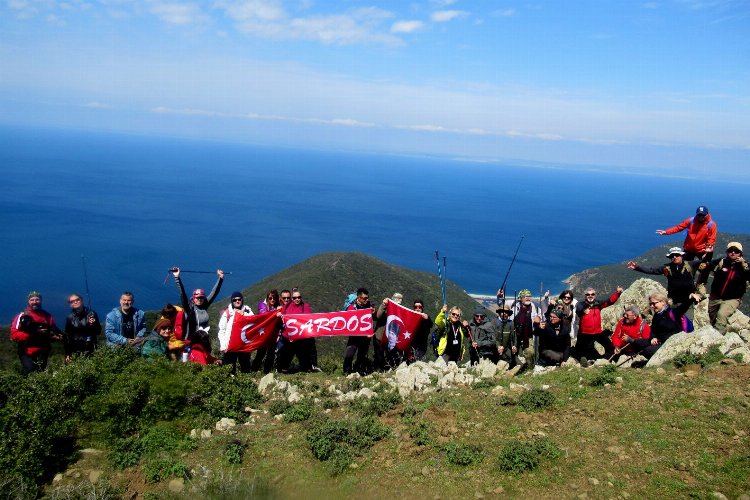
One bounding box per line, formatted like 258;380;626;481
2;125;748;323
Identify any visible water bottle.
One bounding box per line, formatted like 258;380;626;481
181;346;190;363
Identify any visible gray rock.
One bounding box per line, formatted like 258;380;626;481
53;473;63;483
600;278;664;331
646;326;750;367
215;418;237;432
258;373;276;394
88;470;102;484
200;429;212;439
475;358;498;379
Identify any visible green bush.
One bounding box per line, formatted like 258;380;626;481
517;388;556;411
409;420;432;446
350;390;401;417
268;399;292;416
498;437;562;473
590;364;619;387
284;398;316;423
305;415;389;474
497;440;539;472
225;440;245;465
442;442;484;466
672;352;703;368
142;455;188;483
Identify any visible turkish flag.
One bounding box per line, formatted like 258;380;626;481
227;310;282;353
385;300;424;352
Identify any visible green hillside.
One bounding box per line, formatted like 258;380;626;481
565;232;750;314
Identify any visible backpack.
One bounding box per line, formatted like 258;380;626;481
668;309;694;333
689;216;714;231
430;328;440;356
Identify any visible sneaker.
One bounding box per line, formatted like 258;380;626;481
311;366;322;373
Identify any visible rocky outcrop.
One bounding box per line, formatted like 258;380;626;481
646;326;750;367
600;278;665;331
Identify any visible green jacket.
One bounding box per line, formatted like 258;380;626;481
435;310;466;358
140;332;168;358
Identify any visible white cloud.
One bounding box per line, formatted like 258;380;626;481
391;20;424;33
148;2;207;25
85;101;112;109
430;10;468;22
492;8;515;17
218;3;401;45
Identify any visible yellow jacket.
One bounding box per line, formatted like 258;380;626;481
435;310;466;358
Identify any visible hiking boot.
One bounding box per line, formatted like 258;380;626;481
579;357;588;367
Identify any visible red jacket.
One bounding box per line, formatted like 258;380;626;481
10;308;58;356
283;301;312;315
612;317;651;349
576;290;621;335
664;214;716;254
188;344;219;365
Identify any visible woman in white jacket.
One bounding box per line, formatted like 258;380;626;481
218;291;254;374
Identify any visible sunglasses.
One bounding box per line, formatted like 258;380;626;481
585;293;596;297
449;312;460;317
232;298;243;302
292;296;302;300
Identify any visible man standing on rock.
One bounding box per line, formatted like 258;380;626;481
574;286;623;363
497;289;540;369
627;247;699;310
11;291;63;375
464;306;500;364
105;292;147;347
343;288;375;374
696;242;750;334
655;205;716;260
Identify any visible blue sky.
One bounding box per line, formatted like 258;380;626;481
1;0;748;174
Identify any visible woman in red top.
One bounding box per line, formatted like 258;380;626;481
188;330;222;366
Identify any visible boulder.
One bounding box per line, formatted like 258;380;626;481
258;373;276;394
646;326;750;367
215;418;236;432
475;358;498;379
601;278;665;331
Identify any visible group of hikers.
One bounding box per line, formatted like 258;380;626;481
9;206;750;376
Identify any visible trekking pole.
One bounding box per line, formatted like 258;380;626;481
435;251;447;306
608;343;630;362
499;235;524;294
167;268;232;275
616;346;647;367
81;254;92;307
442;256;448;305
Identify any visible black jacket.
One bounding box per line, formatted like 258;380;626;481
634;261;697;304
64;306;101;355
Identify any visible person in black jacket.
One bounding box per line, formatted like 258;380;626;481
627;246;699;309
64;293;101;361
630;291;697;359
171;267;224;343
696;241;750;333
532;309;571;366
409;299;433;362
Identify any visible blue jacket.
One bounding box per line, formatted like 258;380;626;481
105;307;147;346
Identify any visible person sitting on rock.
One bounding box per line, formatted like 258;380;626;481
140;318;171;359
629;291;694;360
627;247;700;310
696;241;750;334
464;306;500;364
611;305;651;358
435;304;467;364
574;286;623;364
188;329;222;366
532;309;571;366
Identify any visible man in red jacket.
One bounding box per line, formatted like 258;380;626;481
575;286;623;364
10;291;63;376
612;305;651;357
656;205;717;260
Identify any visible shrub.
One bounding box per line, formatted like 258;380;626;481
350;390;401;417
268;399;292;416
672;352;703;368
306;416;389;473
517;388;556;411
442;442;484;466
225;440;245;465
284;399;316;423
497;440;539;472
498;437;562;473
142;455;188;483
409;420;432;446
590;364;618;387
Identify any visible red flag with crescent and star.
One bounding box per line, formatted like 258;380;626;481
227;310;282;353
385;300;424;352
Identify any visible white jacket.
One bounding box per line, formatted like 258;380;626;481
218;305;254;352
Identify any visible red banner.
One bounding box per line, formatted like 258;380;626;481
385;300;424;351
282;308;374;340
227;310;282;353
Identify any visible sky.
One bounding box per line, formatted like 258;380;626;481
1;0;748;175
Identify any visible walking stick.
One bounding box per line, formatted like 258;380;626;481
499;235;524;294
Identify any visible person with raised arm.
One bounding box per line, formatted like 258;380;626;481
172;267;224;343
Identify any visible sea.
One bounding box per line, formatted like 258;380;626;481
2;125;748;323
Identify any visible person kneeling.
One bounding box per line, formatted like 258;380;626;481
532;309;571;366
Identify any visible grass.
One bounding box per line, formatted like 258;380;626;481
3;347;746;499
